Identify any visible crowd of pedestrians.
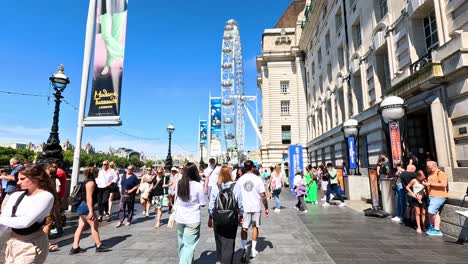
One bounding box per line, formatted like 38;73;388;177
391;159;449;236
0;153;453;264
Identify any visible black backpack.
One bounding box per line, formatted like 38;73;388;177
213;183;239;227
68;181;85;209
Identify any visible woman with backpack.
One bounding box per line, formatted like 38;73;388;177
174;163;207;264
269;164;284;213
208;166;241;264
70;167;109;255
0;164;55;263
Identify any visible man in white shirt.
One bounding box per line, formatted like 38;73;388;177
95;160;117;221
234;160;269;263
203;158;221;198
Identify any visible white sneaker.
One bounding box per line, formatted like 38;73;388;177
274;208;280;213
338;202;346;207
391;216;401;222
303;210;308;213
323;202;330;207
330;194;335;200
250;249;259;258
321;197;326;201
101;66;109;75
293;206;299;211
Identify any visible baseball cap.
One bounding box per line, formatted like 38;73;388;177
171;167;178;171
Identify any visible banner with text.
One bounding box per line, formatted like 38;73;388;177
199;120;208;157
347;136;357;169
288;145;304;190
210;98;222;156
389;121;402;167
87;0;128;123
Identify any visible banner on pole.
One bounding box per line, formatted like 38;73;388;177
210;98;222;156
288;145;304;190
199;120;208;157
85;0;128;125
347;136;357;169
389;121;402;167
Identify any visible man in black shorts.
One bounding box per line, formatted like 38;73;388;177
399;165;417;225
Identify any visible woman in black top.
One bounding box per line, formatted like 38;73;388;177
70;167;108;255
150;168;172;228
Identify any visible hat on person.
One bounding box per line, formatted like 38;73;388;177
295;169;302;174
171;167;178;171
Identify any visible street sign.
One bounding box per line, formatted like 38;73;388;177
288;145;304;190
347;136;357;169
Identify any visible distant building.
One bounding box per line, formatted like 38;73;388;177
0;143;27;149
82;142;95;155
109;147;142;160
256;0;309;168
61;139;74;151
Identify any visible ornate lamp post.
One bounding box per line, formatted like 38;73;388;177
38;65;70;165
378;96;406;167
342;118;360;175
165;123;175;172
199;141;205;169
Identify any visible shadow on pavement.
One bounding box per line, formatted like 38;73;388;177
256;237;274;252
195;250;217;263
99;234;132;248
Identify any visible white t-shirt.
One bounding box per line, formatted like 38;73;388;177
204;165;221;187
0;191;54;229
234;172;266;213
175;181;208;224
96;168;118;188
271;171;283;190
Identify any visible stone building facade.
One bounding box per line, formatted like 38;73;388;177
299;0;467;238
256;0;309;168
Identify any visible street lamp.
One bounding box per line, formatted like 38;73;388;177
39;65;70;165
342;118;360;175
165;123;175;172
199;141;205;169
378;96;406;167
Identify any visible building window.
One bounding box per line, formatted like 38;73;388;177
281;125;291;144
280;80;289;93
367;65;376;106
318;48;322;67
281;100;290;115
353;73;364;113
325;31;330;54
338;45;344;69
423;11;439;52
335;9;343;32
322;3;327;20
327;63;332;82
375;0;388;21
376;52;391;91
353;22;362;49
319;75;323;93
311;61;315;76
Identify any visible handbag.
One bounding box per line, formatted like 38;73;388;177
168;192;177;228
123;194;135;203
162;177;169;207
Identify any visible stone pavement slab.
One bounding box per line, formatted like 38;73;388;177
46;193;334;264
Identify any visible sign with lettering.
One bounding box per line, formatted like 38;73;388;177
389;121;402;167
288;145;304;190
347;136;357;169
87;0;129;123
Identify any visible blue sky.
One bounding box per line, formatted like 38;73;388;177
0;0;290;158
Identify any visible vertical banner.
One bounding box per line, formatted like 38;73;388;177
199;120;208;158
288;145;304;190
368;168;380;208
347;136;357;169
210;98;222;156
389;121;402;167
87;0;128;120
336;168;344;191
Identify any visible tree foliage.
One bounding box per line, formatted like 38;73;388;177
0;147;144;169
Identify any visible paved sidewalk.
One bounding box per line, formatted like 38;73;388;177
298;199;468;264
46;195;334;264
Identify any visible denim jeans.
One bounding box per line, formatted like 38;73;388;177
273;189;281;209
395;184;406;219
326;184;344;203
177;223;201;264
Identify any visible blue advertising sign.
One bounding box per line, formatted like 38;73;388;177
199;120;208;146
347;136;357;169
288;145;304;190
210;98;222;156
